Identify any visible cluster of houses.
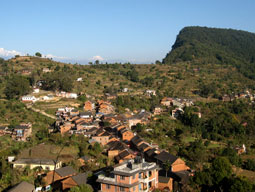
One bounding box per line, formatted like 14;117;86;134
220;90;255;102
11;156;88;192
50;97;193;191
5;94;199;192
153;97;198;119
93;129;192;192
0;123;32;141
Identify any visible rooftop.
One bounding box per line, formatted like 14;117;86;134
14;158;59;165
8;181;35;192
55;166;77;177
71;172;87;185
112;158;158;176
154;151;178;164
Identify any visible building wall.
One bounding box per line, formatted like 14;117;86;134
101;184;135;192
161;101;171;106
30;164;56;171
84;101;93;111
158;178;173;191
92;136;109;146
116;174;131;184
44;171;62;185
122;131;134;141
131;173;139;183
118;154;136;164
13;162;60;171
128;119;142;128
108;150;119;159
60;125;73;134
172;158;189;172
62;177;77;190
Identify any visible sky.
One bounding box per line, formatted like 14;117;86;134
0;0;254;64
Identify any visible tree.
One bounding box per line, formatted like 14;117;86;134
226;177;253;192
35;52;42;57
242;159;255;171
42;72;73;92
4;75;31;99
155;60;162;65
95;60;99;65
0;57;4;64
163;160;171;177
210;157;232;185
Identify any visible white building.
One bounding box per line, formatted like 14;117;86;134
145;90;156;96
33;88;40;93
21;95;37;103
56;91;78;99
66;93;78;99
77;77;83;82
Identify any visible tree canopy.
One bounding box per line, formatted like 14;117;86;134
4;75;31;99
35;52;42;57
163;26;255;79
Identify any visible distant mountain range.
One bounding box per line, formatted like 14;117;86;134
163;26;255;79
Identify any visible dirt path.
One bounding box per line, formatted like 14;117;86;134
26;104;57;120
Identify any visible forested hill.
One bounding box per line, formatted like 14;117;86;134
163;26;255;79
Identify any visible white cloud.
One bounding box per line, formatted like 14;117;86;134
43;54;67;60
91;55;104;61
0;48;23;57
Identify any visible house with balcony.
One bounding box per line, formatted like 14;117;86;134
12;124;32;141
97;157;159;192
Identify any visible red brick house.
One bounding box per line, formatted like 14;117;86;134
160;97;173;107
84;101;95;111
119;128;134;141
44;166;77;186
61;173;88;190
97;158;158;192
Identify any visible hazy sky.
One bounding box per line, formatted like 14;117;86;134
0;0;254;64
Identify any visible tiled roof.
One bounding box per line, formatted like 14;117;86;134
14;158;58;165
137;143;150;152
71;172;87;185
131;136;143;146
55;166;77;177
154;151;178;164
8;181;35;192
145;148;157;157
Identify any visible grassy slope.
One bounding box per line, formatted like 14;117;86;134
1;56;255;99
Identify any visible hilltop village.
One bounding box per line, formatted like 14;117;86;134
1;54;255;191
1;85;195;192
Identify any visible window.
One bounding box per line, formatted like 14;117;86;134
120;175;125;180
133;186;136;191
132;174;136;179
120;187;125;191
106;184;111;189
139;173;142;179
149;171;152;177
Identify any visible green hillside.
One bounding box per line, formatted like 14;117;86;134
163;26;255;79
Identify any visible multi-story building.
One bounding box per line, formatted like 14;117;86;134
97;158;158;192
12;123;32;141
